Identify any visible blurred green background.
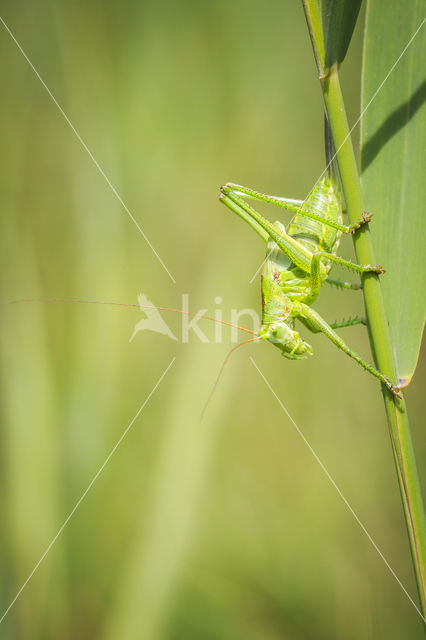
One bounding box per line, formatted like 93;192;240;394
1;1;424;638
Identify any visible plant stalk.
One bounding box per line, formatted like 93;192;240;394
321;66;426;617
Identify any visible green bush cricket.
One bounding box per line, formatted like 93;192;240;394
219;125;401;398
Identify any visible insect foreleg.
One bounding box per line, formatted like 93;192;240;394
221;183;370;233
297;303;400;396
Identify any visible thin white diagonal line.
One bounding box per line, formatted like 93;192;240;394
0;15;176;284
249;247;272;285
250;356;425;622
0;357;176;626
248;17;425;284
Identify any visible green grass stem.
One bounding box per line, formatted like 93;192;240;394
322;65;426;618
302;0;425;619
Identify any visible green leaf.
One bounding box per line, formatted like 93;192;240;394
361;2;426;385
303;0;362;75
321;0;362;68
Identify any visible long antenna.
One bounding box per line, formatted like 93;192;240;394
11;297;256;337
200;336;261;421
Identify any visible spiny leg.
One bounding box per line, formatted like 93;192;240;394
221;182;371;233
299;315;366;333
221;189;374;299
221;190;376;295
219;193;270;243
312;251;385;275
309;251;384;298
298;303;400;397
325;277;362;291
220;189;316;274
312;251;386;273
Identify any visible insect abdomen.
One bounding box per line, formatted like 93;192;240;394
286;177;342;256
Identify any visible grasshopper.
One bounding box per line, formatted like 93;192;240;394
219;167;401;398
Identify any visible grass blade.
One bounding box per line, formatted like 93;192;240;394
322;0;362;68
303;0;362;75
361;1;426;385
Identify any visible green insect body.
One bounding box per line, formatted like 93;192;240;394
261;177;342;355
219;175;400;397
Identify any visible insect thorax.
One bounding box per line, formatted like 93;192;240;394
263;240;319;306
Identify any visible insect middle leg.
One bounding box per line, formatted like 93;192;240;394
309;252;385;298
325;277;362;291
221;183;371;233
298;303;400;397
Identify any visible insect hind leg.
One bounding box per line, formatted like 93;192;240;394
219;192;270;243
300;315;366;333
298;303;400;397
221;183;370;233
